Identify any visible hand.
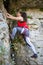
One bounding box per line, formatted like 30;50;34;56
6;13;13;19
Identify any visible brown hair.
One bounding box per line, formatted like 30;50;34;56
20;11;27;21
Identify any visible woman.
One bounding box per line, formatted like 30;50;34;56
6;11;38;58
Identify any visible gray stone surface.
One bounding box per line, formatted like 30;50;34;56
12;9;43;65
0;12;13;65
0;9;43;65
27;9;43;65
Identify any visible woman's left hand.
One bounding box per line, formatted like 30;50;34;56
6;13;14;19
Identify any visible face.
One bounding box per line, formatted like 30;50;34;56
16;12;21;17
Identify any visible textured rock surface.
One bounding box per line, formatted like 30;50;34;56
13;9;43;65
0;8;43;65
27;9;43;65
0;12;13;65
9;0;43;9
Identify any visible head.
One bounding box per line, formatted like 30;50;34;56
16;11;27;21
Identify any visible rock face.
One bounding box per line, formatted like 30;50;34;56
2;0;43;12
0;12;13;65
27;9;43;65
12;9;43;65
0;5;43;65
3;0;43;12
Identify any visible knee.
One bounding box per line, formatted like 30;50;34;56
13;27;17;32
26;43;31;47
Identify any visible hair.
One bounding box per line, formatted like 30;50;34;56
20;11;27;22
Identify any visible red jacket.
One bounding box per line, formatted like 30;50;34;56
17;21;29;29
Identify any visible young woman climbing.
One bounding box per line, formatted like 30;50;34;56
6;11;38;58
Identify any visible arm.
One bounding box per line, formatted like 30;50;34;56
6;13;23;21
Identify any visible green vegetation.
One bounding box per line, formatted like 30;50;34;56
40;8;43;11
27;16;32;19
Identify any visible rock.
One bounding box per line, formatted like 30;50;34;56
0;12;13;65
13;9;43;65
27;9;43;65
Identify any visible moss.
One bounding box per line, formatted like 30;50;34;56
27;16;32;19
40;8;43;11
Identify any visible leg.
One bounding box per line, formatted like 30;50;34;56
24;36;37;54
11;27;23;39
11;27;17;40
24;36;38;58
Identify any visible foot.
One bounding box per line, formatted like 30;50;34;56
31;54;38;59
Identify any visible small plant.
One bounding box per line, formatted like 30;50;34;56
40;8;43;11
27;16;32;19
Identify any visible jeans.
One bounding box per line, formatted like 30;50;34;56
11;27;37;54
